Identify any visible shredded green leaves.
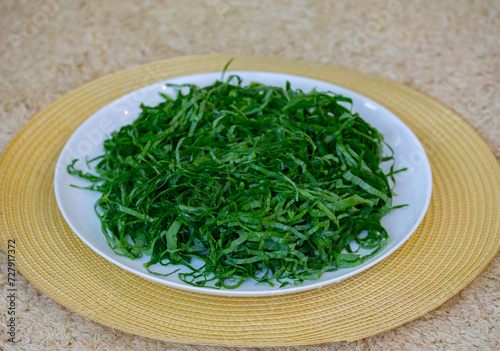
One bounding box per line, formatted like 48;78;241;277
68;74;404;289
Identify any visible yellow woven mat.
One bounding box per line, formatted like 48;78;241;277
1;54;499;347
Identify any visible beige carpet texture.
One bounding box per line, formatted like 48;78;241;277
1;1;499;350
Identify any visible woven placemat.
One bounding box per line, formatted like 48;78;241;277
1;54;499;347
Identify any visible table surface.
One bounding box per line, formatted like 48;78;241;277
1;1;499;350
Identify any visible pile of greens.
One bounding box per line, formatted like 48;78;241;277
69;73;404;289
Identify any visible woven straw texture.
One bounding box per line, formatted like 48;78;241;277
0;54;499;347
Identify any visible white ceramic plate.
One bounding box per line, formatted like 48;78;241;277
54;71;432;296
